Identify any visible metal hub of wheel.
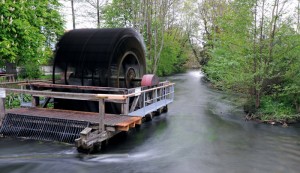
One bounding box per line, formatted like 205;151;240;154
125;67;136;88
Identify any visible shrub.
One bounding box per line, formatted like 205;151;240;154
18;63;42;79
257;96;299;122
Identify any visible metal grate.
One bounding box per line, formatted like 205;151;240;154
0;113;90;143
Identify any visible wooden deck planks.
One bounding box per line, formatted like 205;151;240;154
6;108;142;132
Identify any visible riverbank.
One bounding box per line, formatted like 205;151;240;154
200;73;300;126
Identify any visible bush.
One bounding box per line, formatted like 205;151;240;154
257;96;299;122
18;63;42;79
5;93;33;109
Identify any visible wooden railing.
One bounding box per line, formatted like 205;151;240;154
0;74;15;83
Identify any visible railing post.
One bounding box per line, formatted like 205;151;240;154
30;84;39;107
172;84;174;100
98;98;105;132
32;96;40;107
143;92;146;115
154;88;157;109
0;88;6;126
122;97;129;115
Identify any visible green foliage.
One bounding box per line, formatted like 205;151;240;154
5;93;32;109
5;93;31;109
0;0;64;67
203;0;254;92
157;30;189;76
258;96;299;122
202;0;300;122
5;93;21;109
102;1;191;76
18;62;42;79
102;0;140;28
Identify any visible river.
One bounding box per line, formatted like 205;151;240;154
1;70;300;173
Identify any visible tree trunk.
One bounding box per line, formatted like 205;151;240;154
295;97;300;113
256;0;266;109
188;34;201;64
298;0;300;33
253;0;258;108
268;0;279;64
147;0;152;63
5;62;17;75
152;0;168;74
71;0;76;29
97;0;100;28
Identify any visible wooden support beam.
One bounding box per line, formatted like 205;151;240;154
135;119;142;125
99;99;105;132
115;117;142;131
129;123;135;128
122;98;129;115
0;88;6;126
29;82;128;93
79;127;92;141
2;82;175;102
4;88;127;101
117;126;129;132
42;97;51;108
0;98;5;126
106;126;116;132
31;96;40;107
0;80;49;87
154;89;158;102
130;95;140;112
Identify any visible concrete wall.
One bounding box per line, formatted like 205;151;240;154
41;66;53;75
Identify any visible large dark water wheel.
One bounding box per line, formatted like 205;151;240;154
52;28;146;113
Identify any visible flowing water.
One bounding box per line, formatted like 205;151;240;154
1;70;300;173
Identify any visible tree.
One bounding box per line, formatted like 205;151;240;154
102;0;139;28
202;0;300;120
71;0;75;29
157;28;189;76
73;0;107;28
298;0;300;33
85;0;106;28
102;0;180;74
0;0;64;75
60;0;193;75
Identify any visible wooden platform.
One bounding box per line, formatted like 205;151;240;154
6;108;142;132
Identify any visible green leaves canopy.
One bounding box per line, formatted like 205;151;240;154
0;0;64;67
203;0;300;118
102;0;190;75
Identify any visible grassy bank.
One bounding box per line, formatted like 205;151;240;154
203;76;300;125
245;96;300;125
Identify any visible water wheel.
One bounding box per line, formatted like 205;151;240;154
52;28;146;113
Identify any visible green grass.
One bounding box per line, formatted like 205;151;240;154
257;96;299;123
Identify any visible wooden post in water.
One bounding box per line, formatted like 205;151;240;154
99;98;105;132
